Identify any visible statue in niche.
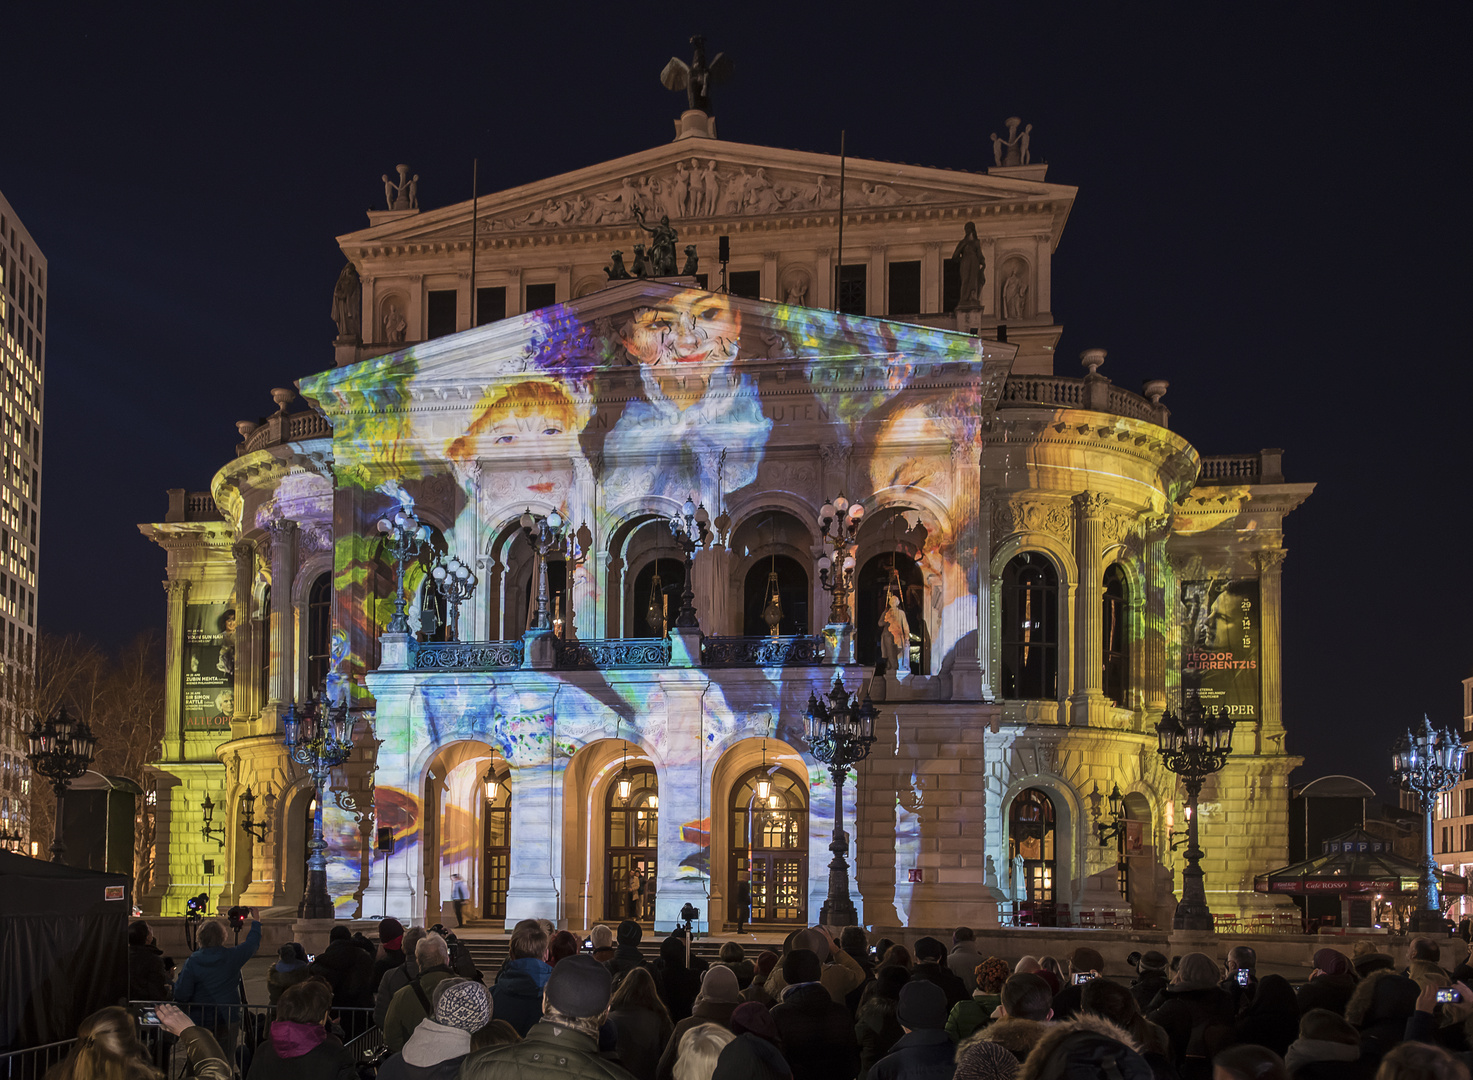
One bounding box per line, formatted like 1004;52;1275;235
331;262;361;340
1002;266;1029;320
680;245;699;276
991;118;1034;167
605;250;633;280
878;592;912;678
383;303;407;343
952;222;984;311
781;268;811;307
382;164;419;211
1014;854;1027;899
632;206;679;276
659;34;733;114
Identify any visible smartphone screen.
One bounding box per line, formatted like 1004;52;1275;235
1237;969;1251;986
1437;989;1462;1003
137;1006;160;1026
1072;972;1095;985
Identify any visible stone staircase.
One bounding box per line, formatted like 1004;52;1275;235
459;935;767;976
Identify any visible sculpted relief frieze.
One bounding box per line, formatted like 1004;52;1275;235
993;498;1073;546
476;162;931;234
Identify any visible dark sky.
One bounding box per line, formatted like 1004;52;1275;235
8;4;1471;792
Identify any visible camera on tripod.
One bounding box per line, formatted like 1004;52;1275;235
226;906;250;930
679;902;700;934
184;893;210;920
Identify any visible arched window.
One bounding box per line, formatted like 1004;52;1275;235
1102;564;1129;705
305;574;332;697
258;585;271;705
630;558;685;637
731;765;808;924
1008;788;1056;907
1000;553;1058;699
856;553;925;672
606;765;657;921
742;556;809;637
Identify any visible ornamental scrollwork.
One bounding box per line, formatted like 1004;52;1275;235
992;499;1073;546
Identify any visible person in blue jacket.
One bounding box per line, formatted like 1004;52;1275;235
175;908;263;1006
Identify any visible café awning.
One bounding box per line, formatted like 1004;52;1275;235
1253;827;1466;897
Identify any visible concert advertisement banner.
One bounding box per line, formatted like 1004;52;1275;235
1181;579;1260;722
182;602;235;732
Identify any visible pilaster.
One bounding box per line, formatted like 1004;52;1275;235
162;578;191;760
266;520;298;708
231;541;255;722
1070;492;1110;726
946;444;984;698
1253;549;1287;752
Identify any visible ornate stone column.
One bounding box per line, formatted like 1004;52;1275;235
231;541;255;721
266;519;298;709
1254;549;1287;753
1069;492;1109;726
977;488;997;701
569;457;598;641
1143;515;1171;712
692;450;727;635
162;578;191;757
947;444;984;697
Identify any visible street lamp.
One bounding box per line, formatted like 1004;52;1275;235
816;494;865;628
284;694;355;919
1391;715;1466;933
431;555;478;641
25;705;98;864
376;503;432;634
1096;783;1125;846
239;787;271;842
668;496;710;629
806;672;877;926
520;508;567;633
200;794;225;847
1155;697;1236;931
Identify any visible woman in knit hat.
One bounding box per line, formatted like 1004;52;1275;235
378;977;491;1080
659;965;742;1080
946;956;1011;1042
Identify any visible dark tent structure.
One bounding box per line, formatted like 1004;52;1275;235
0;850;130;1052
1254;826;1467;898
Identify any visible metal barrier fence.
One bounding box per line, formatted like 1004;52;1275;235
1;1004;382;1079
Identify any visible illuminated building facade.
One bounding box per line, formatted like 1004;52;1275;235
142;124;1314;932
0;190;44;852
1431;677;1473;923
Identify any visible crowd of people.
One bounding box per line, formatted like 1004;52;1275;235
50;915;1473;1080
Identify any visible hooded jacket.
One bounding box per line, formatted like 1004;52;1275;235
657;981;740;1080
129;942;170;1002
1344;969;1420;1068
268;960;314;1006
607;921;652;979
310;937;376;1008
375;1018;472;1080
653;936;703;1023
1284;1035;1374;1080
856;990;905;1080
946;992;1002;1043
244;1020;357;1080
1145;982;1235;1075
965;1016;1049;1062
771;981;862;1080
1016;1013;1153;1080
371;945;407;993
460;1020;637;1080
1296;972;1358;1017
490;955;554;1036
384;964;458;1052
174;920;262;1005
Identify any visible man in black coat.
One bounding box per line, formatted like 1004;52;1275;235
1129;951;1170;1012
871;981;955;1080
605;919;652;979
909;936;969;1011
128;920;171;1001
1050;946;1104;1020
309;924;376;1008
770;949;860;1080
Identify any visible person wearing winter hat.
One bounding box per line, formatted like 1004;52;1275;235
377;978;491;1080
711;1032;793;1080
1283;1007;1372;1080
1129;950;1170;1012
309;923;376;1010
1049;946;1103;1021
461;954;624;1080
384;932;459;1052
762;926;867;1006
376;927;429;1028
372;917;408;992
952;1037;1018;1080
607;919;652;979
1144;951;1234;1073
870;980;954;1080
268;942;314;1005
1296;947;1358;1017
1012;1013;1152;1080
658;965;743;1080
946;957;1011;1042
730;1000;781;1046
1344;969;1423;1070
741;951;781;1007
770;949;860;1080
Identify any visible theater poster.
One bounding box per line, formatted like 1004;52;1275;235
182;602;235;731
1181;579;1260;722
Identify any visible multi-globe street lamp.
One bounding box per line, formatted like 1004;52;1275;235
431;555;478;641
284;694;354;919
1392;715;1467;933
806;672;876;927
815;494;865;628
668;496;710;629
25;705;98;864
376;503;432;634
1155;697;1236;931
520;509;568;633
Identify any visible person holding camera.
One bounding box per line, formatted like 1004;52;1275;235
174;907;262;1007
49;1003;231;1080
129;920;171;1002
1049;946;1103;1020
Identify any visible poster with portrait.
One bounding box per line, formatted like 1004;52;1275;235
182;602;235;731
1181;579;1260;722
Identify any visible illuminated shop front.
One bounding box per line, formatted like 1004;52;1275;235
140;125;1312;932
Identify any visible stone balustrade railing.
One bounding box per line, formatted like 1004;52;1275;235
237;410;333;456
401;634;831;671
1197;449;1284;485
998;374;1167;427
163;489;223;523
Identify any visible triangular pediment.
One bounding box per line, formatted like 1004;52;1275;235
338;139;1075;251
300;281;1017;467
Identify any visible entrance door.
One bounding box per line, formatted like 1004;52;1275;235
730;764;808;925
483;769;511;921
606;766;658;921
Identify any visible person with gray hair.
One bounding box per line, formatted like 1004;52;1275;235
376;926;429;1028
590;924;617;964
173;908;262;1006
384;932;457;1052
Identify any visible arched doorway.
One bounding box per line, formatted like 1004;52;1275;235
742;556;809;637
483;765;511;920
606;765;658;921
1008;788;1057;923
1121;791;1159;927
630;557;685;637
730;765;808;925
856;553;925;672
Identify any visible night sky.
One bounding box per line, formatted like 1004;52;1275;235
8;5;1470;792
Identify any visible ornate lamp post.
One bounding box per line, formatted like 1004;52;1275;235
1392;715;1466;933
431;555;478;641
806;672;877;926
816;494;865;626
376;503;431;634
1155;697;1236;931
668;496;710;629
1096;783;1125;847
520;508;567;632
200;794;226;847
239;787;271;842
26;705;98;864
284;694;354;919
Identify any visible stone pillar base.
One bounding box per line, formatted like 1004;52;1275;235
522;630;557;670
669;627;702;668
379;633;411;671
824;623;855;665
1068;691;1111;727
673;110;717;140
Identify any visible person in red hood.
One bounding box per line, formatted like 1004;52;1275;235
246;978;357;1080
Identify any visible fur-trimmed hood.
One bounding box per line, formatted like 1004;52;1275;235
970;1016;1049;1058
1017;1013;1149;1080
1345;968;1419;1027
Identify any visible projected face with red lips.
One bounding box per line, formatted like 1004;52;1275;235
622;290;742;369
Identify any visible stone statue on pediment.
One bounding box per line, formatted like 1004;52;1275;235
605;251;632;280
659;35;733;114
681;245;699;276
632;206;679;276
992;118;1034;167
382;163;419;211
331;262;361;341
